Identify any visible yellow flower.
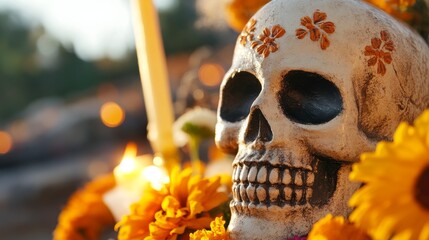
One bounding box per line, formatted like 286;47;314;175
225;0;270;32
53;174;116;240
349;110;429;240
117;167;230;240
189;216;229;240
308;214;371;240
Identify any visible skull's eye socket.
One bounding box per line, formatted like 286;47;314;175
220;71;262;122
278;70;343;125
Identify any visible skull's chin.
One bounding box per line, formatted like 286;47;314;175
229;151;357;239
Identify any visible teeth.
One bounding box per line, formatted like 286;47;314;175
240;184;248;202
282;169;292;185
233;163;316;207
240;165;249;182
247;185;256;202
295;171;303;186
307;172;314;186
256;186;267;202
234;165;242;181
269;168;280;184
284;187;292;201
257;167;267;183
269;187;279;202
295;189;303;202
248;166;258;182
233;184;240;201
306;189;313;201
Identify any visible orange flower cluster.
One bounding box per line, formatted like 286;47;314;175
308;214;371;240
225;0;270;32
53;174;116;240
189;217;229;240
364;0;416;21
116;168;230;240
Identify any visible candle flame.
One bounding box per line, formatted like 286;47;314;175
141;165;169;191
117;142;138;173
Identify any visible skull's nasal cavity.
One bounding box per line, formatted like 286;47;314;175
244;108;273;144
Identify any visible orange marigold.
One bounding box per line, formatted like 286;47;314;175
225;0;270;32
189;216;229;240
308;214;371;240
53;174;116;240
364;0;416;21
116;167;230;240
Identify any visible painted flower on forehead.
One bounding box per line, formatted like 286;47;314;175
296;10;336;50
251;24;286;58
349;109;429;240
240;19;257;46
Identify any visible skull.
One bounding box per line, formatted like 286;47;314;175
216;0;429;239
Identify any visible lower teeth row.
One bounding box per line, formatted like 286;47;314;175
233;183;313;206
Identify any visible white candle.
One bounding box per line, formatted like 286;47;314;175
130;0;178;170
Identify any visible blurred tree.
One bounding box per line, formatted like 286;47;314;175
0;11;139;122
159;0;220;54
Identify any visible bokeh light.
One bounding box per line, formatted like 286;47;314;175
100;102;125;128
198;63;225;87
0;131;13;154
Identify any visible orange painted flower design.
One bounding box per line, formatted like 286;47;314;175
296;10;336;50
251;24;286;58
239;19;257;46
364;30;395;76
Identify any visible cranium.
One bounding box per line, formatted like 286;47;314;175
215;0;429;239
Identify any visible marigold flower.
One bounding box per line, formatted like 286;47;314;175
364;0;416;21
189;216;229;240
53;174;116;240
225;0;270;32
349;110;429;240
308;214;371;240
116;167;230;240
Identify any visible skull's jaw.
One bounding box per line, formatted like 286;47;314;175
231;152;342;209
229;151;356;239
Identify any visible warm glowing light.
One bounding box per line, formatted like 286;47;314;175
198;63;225;87
141;165;169;191
114;142;141;189
0;131;13;154
100;101;125;127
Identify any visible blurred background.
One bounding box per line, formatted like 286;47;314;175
0;0;236;239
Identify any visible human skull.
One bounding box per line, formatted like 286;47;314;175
216;0;429;239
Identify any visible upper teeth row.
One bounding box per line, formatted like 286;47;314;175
233;164;315;187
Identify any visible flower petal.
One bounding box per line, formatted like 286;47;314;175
310;28;321;41
377;60;386;75
319;21;335;34
313;10;327;23
384;40;395;52
301;16;312;27
296;28;308;39
272;25;286;38
364;46;376;56
320;33;330;50
383;52;392;64
371;37;382;49
368;57;378;66
380;30;390;41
